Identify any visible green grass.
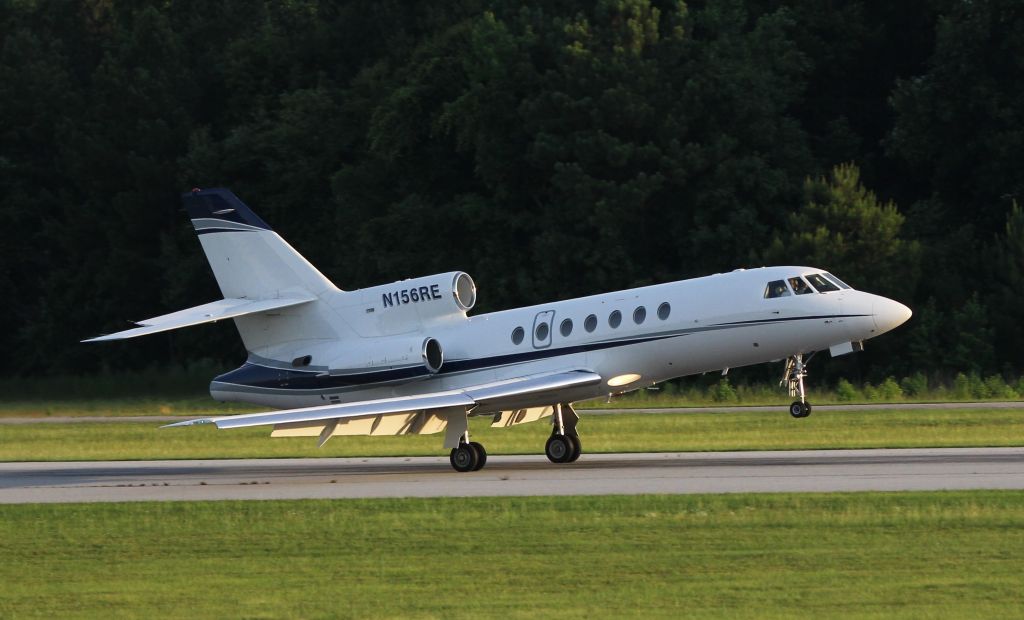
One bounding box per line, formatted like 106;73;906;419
580;381;1022;409
0;397;257;417
3;385;1022;419
1;492;1022;618
2;407;1022;461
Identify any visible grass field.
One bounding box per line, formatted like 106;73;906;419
2;392;1022;418
4;370;1024;420
0;397;258;417
1;492;1022;618
1;407;1022;461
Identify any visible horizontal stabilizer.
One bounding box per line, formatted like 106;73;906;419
82;295;316;342
163;369;602;431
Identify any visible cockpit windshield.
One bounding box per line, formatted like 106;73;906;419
805;273;840;293
822;272;852;289
764;272;854;299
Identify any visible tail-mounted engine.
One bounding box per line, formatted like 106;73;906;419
377;271;475;313
349;272;477;335
326;336;444;375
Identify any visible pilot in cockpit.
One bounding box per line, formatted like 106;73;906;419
788;276;812;295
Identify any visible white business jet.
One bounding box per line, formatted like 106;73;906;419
86;189;912;471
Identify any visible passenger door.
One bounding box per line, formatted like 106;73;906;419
532;310;555;349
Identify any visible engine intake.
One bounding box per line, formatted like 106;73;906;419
422;337;443;373
452;272;476;311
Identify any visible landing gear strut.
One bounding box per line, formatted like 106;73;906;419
782;353;814;418
545;403;582;463
450;435;487;472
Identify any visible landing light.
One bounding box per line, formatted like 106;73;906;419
607;373;642;387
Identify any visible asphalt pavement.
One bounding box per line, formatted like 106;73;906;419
2;447;1022;503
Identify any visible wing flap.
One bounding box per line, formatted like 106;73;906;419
82;295;316;342
491;406;555;428
271;409;452;439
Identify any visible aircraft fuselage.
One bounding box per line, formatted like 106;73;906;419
210;266;909;411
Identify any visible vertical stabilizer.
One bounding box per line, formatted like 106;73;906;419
182;188;348;354
183;188;339;299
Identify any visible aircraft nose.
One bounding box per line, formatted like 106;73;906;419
872;297;912;334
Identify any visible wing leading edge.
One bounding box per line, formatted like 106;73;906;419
163;369;602;432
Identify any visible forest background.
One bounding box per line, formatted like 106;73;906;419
2;0;1023;390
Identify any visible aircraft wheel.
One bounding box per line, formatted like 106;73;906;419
469;441;487;471
789;401;811;418
450;444;479;472
568;436;582;462
545;435;573;463
802;402;812;417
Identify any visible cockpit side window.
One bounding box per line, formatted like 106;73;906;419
806;273;840;292
764;280;791;298
823;272;852;289
788;276;813;295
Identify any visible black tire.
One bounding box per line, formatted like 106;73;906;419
469;441;487;471
545;435;573;463
450;444;478;472
801;402;812;418
568;435;582;462
789;401;805;418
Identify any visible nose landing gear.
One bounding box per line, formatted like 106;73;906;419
782;354;813;418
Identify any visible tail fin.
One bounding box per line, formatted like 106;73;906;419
86;189;348;356
183;188;339;299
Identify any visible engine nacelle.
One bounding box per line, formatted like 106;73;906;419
341;271;476;337
350;271;476;329
376;271;476;313
326;336;444;375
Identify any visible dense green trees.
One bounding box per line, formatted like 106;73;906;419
765;163;919;299
1;0;1022;381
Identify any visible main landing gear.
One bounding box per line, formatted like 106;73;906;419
446;403;582;471
782;353;814;418
450;438;487;473
545;403;582;463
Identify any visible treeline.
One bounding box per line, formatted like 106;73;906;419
2;0;1023;382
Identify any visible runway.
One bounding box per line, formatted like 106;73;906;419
2;447;1023;503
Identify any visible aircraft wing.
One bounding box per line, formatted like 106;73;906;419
82;295;316;342
163;369;602;430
